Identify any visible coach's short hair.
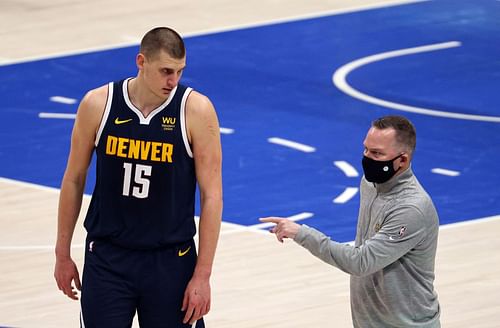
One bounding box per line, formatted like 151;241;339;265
372;115;416;155
140;27;185;60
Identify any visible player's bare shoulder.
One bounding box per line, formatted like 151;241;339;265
186;90;216;115
75;84;110;133
79;85;109;116
186;91;220;140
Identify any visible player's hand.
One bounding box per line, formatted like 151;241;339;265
260;217;300;242
54;257;81;300
182;275;211;324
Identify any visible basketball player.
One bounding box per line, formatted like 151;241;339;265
54;27;222;327
261;116;441;327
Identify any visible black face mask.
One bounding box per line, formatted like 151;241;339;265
362;154;403;184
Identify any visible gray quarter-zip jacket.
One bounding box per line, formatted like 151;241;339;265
294;167;440;327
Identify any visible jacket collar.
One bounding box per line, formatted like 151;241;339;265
373;165;413;194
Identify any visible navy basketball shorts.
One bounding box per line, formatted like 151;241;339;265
81;238;205;328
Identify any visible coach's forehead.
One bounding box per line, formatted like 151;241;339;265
364;127;397;149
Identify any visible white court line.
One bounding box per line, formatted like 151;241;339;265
333;41;500;123
50;96;77;104
0;176;61;193
0;214;312;250
39;112;77;119
431;168;460;177
268;137;316;153
219;127;235;134
439;214;500;230
0;0;427;67
332;161;359;204
0;177;291;249
3;175;498;249
333;187;359;204
37;113;235;134
251;212;314;229
334;161;359;177
220;212;314;236
2;214;499;250
0;244;84;251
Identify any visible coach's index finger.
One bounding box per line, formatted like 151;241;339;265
259;217;285;224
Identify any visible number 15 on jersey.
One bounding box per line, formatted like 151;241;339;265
122;162;152;198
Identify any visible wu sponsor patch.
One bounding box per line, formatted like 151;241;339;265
162;116;176;131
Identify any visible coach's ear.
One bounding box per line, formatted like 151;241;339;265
399;152;410;169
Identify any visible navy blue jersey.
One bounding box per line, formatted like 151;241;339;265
84;78;196;249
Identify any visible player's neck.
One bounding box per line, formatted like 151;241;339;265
127;78;166;116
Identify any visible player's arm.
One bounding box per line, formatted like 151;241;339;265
54;85;107;300
182;91;223;324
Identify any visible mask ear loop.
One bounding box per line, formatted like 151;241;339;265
393;152;405;173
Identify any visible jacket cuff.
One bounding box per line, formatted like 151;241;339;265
293;224;310;244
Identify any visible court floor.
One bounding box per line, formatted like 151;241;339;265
1;0;499;327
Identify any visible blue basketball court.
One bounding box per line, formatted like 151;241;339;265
1;0;499;242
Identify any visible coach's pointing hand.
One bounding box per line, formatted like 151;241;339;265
259;217;301;243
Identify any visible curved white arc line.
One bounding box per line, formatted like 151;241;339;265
0;0;430;67
334;160;359;177
333;42;500;123
333;187;359;204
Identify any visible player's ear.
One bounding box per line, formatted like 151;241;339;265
136;53;145;70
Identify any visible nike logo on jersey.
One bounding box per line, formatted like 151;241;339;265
178;246;191;257
114;118;133;125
